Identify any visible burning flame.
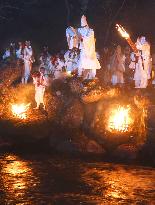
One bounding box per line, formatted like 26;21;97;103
116;24;130;39
108;105;133;133
11;103;30;119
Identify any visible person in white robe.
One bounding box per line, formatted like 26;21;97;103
129;37;151;88
110;45;125;85
33;67;48;110
64;49;79;75
22;41;33;84
77;15;100;79
66;26;79;50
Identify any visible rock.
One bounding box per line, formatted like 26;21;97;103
86;140;105;154
61;99;84;128
112;144;139;160
56;141;82;153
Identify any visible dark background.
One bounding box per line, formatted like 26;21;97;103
0;0;155;54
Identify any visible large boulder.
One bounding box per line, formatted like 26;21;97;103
86;140;105;154
112;144;139;161
60;99;84;129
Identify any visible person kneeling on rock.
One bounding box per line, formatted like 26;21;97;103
32;67;48;110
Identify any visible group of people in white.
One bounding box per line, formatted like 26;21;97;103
1;15;154;109
39;15;101;80
109;36;152;89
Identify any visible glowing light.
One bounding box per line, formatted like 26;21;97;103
11;103;30;119
116;24;130;39
108;105;133;133
67;71;72;76
1;154;38;200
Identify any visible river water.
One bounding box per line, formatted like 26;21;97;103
0;153;155;205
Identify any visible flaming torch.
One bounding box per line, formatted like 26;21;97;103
116;24;138;53
11;103;30;120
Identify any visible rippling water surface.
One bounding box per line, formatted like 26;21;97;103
0;153;155;205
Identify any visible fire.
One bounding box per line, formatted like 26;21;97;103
116;24;130;39
11;103;30;119
107;105;133;133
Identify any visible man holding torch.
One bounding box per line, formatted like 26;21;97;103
116;24;151;88
130;36;151;88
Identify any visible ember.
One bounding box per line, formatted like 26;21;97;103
11;103;30;119
107;105;133;133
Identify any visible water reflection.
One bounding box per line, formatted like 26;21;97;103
0;154;154;204
81;164;155;204
0;154;38;204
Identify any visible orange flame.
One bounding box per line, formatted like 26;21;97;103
116;24;130;39
11;103;30;119
108;105;133;133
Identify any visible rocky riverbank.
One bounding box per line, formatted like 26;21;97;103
0;67;155;166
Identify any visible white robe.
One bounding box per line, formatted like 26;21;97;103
77;27;100;78
66;27;79;49
64;50;79;73
22;46;33;84
16;48;23;59
33;75;47;108
3;50;10;59
110;53;125;85
136;42;151;80
130;53;147;88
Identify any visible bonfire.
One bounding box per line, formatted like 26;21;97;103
107;105;133;133
11;103;30;119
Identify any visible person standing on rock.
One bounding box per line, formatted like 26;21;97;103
77;15;101;79
32;67;48;110
130;36;151;88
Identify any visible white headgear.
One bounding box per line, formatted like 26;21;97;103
81;15;88;27
140;36;146;44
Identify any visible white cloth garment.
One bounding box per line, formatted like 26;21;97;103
40;55;52;74
136;39;151;80
16;48;23;59
3;50;10;59
64;50;79;73
77;20;100;78
33;75;47;108
110;51;125;85
22;46;33;84
66;27;79;49
129;38;150;88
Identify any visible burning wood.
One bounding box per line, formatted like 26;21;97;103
116;24;138;53
107;105;133;133
11;103;30;119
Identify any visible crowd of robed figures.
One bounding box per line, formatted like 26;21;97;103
1;15;154;110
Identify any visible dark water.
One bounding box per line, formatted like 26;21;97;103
0;153;155;205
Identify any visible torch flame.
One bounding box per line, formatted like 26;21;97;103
116;24;130;39
11;103;30;119
108;105;133;133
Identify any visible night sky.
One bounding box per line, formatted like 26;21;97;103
0;0;155;53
